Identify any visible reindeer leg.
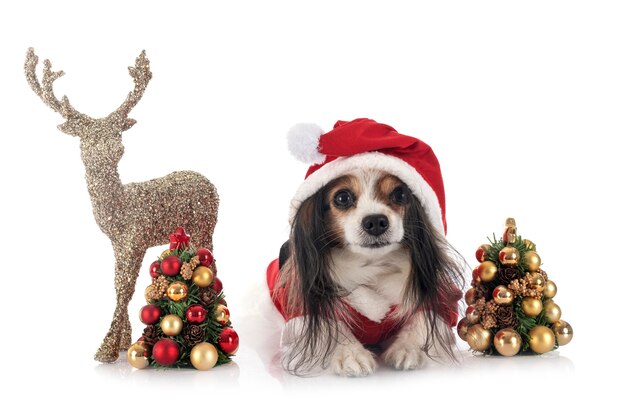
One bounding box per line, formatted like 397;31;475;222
118;246;146;352
94;244;145;362
118;312;133;351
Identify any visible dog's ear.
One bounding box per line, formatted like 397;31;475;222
402;195;465;359
278;241;290;269
403;196;445;304
286;187;339;316
280;187;342;374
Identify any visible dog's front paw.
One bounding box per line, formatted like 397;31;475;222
383;341;426;370
331;343;377;377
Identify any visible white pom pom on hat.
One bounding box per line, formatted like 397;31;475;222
287;123;326;165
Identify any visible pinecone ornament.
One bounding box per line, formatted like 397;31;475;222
142;325;159;346
496;306;519;328
198;288;217;307
182;324;206;346
498;267;521;284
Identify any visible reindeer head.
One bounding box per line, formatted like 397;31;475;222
25;48;152;166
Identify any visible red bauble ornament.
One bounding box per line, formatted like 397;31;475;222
149;261;161;278
472;267;480;281
160;255;182;276
218;328;239;355
211;277;223;293
196;248;214;267
475;248;485;263
140;304;162;325
219;299;227;306
152;339;180;366
186;304;207;324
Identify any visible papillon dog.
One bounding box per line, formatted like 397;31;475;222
271;168;464;376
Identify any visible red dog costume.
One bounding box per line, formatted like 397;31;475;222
267;118;461;345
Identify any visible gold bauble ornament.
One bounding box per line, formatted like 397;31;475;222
543;280;557;299
215;304;230;325
523;239;536;251
529;272;545;289
465;305;480;324
192;266;214;287
127;342;150;369
145;285;157;303
465;288;477;305
475;244;492;263
493;328;522;357
521;297;543;317
528;325;556;354
466;324;491;351
457;318;470;341
524;251;541;272
478;261;497;282
552;320;574;346
160;249;171;258
499;246;520;267
190;342;218;370
160;314;183;336
166;281;188;302
543;300;562;323
492;285;514;305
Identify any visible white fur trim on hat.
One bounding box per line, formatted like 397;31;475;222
289;152;445;235
287;123;326;164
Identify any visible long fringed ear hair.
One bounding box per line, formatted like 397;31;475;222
278;184;346;375
401;193;466;360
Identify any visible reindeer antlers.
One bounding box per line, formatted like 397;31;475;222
25;48;152;131
109;50;152;130
24;48;81;120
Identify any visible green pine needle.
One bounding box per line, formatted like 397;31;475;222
513;297;536;352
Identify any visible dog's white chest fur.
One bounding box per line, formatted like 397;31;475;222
330;247;411;322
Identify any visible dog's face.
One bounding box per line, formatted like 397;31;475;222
324;169;411;255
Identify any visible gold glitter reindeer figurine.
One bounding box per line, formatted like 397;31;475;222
24;48;219;363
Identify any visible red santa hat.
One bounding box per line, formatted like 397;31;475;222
287;118;448;235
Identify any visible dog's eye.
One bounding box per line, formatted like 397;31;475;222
333;190;354;209
391;186;408;204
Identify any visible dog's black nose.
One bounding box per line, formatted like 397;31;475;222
362;214;389;236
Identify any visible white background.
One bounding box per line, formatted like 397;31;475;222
1;1;625;409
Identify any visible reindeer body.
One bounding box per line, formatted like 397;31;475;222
25;48;219;362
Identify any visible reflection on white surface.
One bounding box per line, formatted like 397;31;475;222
94;359;241;384
459;349;574;373
92;282;576;394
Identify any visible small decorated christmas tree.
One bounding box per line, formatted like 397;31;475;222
458;218;573;356
127;227;239;370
